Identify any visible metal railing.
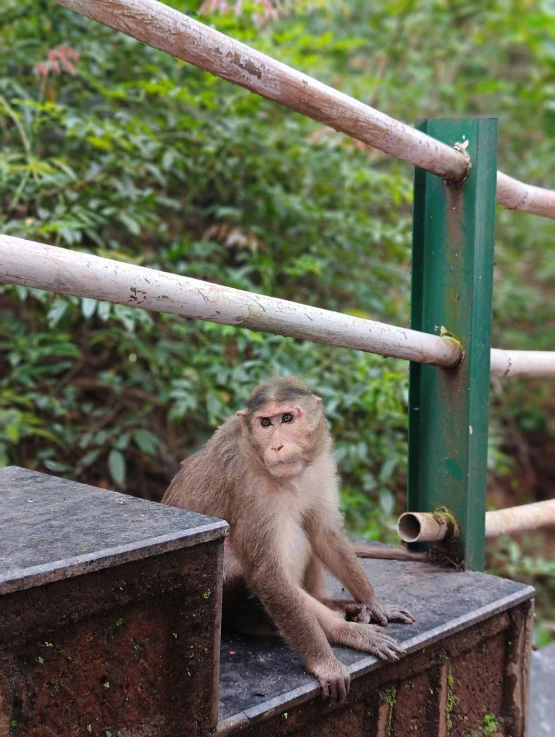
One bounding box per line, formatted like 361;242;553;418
51;0;555;220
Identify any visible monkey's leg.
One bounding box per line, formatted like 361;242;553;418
222;542;277;636
242;560;351;703
303;553;328;600
222;577;277;636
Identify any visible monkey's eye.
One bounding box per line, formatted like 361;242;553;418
260;418;272;427
281;413;294;423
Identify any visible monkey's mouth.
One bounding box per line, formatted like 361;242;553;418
268;459;304;477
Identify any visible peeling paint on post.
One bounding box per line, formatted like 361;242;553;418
408;119;498;570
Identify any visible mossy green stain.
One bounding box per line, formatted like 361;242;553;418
445;665;459;732
384;687;397;735
482;713;499;735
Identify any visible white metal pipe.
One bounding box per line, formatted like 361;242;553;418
51;0;555;219
3;237;555;376
397;501;555;543
496;172;555;219
397;511;459;543
51;0;468;183
490;349;555;378
0;235;463;367
485;500;555;538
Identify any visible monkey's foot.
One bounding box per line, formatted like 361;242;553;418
331;621;406;662
322;598;372;624
311;656;350;703
366;599;415;626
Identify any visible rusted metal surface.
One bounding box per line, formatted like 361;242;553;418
49;0;555;219
0;235;463;368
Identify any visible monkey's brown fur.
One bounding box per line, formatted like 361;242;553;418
163;377;415;702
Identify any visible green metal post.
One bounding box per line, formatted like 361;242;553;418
408;118;497;571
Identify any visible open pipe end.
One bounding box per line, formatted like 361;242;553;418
397;511;459;544
397;513;423;543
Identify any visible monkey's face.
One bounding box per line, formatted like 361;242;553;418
243;400;321;479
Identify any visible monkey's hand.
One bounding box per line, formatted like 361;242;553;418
343;601;372;624
349;624;406;661
312;656;350;703
364;599;415;626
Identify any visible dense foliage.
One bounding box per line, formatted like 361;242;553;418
1;0;554;634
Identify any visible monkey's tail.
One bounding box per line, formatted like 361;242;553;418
352;543;428;562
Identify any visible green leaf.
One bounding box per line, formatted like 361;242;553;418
81;298;97;319
133;429;159;456
108;449;126;488
119;213;140;236
5;424;20;443
97;300;111;321
378;489;395;517
379;458;397;483
47;299;69;328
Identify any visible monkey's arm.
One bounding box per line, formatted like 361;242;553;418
307;514;415;626
232;532;351;702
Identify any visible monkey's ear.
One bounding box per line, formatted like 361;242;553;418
236;410;247;417
314;396;323;404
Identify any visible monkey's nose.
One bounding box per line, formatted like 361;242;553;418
273;444;284;452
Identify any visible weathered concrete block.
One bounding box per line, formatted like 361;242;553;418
0;466;535;737
217;559;534;737
0;466;227;737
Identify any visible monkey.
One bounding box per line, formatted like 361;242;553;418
163;377;415;703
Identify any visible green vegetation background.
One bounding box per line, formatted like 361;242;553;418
1;0;554;639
